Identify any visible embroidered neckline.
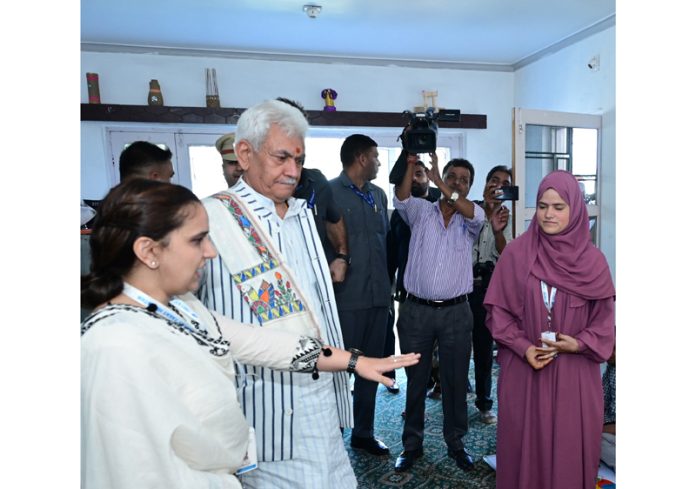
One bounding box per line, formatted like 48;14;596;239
81;303;230;357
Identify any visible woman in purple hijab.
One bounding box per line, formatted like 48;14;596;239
484;170;615;489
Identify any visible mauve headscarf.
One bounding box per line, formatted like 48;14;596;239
485;170;615;318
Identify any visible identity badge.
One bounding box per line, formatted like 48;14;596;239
235;427;258;475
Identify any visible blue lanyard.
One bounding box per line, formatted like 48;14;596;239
121;282;229;357
307;189;317;214
122;282;204;335
349;184;377;212
296;183;317;213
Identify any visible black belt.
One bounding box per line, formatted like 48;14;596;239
406;293;468;308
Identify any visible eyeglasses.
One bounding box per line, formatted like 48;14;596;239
445;173;470;185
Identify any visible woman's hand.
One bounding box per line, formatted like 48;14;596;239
542;332;579;353
525;345;557;370
354;353;421;388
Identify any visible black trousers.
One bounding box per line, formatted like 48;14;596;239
396;299;473;451
383;301;396;380
470;285;494;412
338;306;389;438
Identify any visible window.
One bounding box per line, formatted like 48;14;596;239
513;108;602;245
107;127;465;204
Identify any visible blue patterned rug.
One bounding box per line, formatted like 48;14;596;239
343;359;499;488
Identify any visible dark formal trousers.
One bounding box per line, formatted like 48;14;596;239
383;301;396;379
338;306;389;438
469;284;494;412
396;298;473;451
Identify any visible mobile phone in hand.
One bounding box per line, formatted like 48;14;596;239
494;185;519;201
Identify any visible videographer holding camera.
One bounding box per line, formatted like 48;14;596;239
392;149;484;473
470;165;514;425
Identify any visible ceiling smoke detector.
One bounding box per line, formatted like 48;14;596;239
303;4;322;19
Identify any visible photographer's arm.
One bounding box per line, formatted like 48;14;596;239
395;153;418;201
426;153;477;220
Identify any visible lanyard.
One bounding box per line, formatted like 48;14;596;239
296;183;317;213
307;189;317;215
122;282;229;357
122;282;204;335
349;184;377;212
540;280;557;331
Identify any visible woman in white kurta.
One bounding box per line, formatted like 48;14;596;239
81;179;419;489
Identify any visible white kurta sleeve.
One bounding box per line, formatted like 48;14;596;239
212;311;322;371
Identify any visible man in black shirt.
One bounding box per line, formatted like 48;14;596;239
329;134;391;457
294;166;350;282
275;97;350;282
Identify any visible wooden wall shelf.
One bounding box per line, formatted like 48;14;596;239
81;104;487;129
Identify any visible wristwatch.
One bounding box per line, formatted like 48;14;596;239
448;191;460;204
346;348;364;374
335;253;351;266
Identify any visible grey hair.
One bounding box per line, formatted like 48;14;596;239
235;99;309;151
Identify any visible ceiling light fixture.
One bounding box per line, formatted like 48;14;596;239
303;4;322;19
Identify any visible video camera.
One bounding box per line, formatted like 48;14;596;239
399;108;439;154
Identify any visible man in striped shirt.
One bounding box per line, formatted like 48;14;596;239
392;153;485;473
199;100;357;488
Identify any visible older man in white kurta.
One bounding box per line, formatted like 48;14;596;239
199;100;356;489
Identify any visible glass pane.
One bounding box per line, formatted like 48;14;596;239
577;177;597;205
120;141;171;152
525;124;596;208
189;145;227;199
525;125;568;154
304;137;345;180
571;128;598;176
589;215;598;246
524;155;551;208
571;128;598;205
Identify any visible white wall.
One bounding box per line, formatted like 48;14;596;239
81;52;514;200
514;27;616;276
81;29;615;274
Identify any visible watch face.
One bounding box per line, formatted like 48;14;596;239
450;192;459;202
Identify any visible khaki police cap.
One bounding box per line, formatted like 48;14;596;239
215;133;238;162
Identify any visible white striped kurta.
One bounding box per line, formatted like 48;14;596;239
199;180;356;488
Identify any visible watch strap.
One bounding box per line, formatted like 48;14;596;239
347;348;363;374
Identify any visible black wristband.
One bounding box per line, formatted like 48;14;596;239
335;253;351;266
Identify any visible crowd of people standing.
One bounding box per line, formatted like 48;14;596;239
81;98;615;489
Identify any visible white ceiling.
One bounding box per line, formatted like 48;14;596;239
81;0;615;70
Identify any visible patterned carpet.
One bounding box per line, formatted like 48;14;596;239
343;359;499;488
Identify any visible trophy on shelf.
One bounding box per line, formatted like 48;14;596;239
321;88;337;111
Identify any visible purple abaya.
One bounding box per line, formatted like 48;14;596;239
484;171;615;489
